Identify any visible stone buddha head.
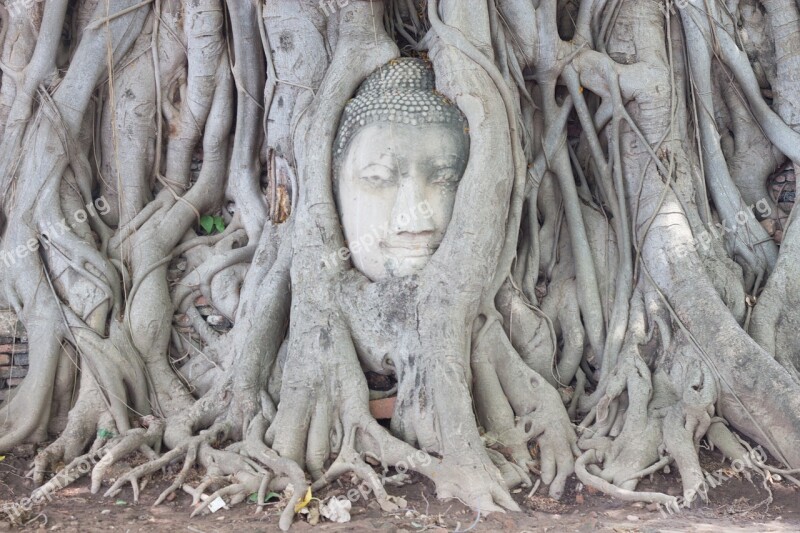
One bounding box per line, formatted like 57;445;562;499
333;58;469;281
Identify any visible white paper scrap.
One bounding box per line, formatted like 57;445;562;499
320;497;351;523
208;496;226;513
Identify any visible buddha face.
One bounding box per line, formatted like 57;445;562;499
336;121;469;281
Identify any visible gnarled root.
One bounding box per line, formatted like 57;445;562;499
473;315;578;499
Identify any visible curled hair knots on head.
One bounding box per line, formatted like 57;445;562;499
333;57;468;168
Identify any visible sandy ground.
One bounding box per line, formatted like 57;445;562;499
1;445;798;532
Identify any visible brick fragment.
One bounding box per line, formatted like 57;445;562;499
0;343;28;354
0;367;26;379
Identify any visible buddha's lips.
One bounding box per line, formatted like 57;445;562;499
380;238;440;257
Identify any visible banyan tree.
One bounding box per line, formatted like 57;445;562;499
1;0;800;529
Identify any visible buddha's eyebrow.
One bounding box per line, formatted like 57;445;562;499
359;162;394;172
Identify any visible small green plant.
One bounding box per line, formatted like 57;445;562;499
248;492;280;504
199;214;226;234
97;428;115;439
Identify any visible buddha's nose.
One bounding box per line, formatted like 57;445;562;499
391;178;435;234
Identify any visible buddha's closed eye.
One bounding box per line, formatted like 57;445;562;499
359;163;396;187
430;167;461;186
360;173;396;186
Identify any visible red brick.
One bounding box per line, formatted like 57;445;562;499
369;397;396;420
0;367;26;379
0;353;9;365
6;377;24;387
0;343;27;354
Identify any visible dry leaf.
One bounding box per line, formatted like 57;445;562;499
294;487;313;513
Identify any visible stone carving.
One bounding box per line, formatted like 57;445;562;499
333;58;469;280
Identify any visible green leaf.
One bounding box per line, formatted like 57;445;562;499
97;428;114;439
199;215;215;234
213;215;225;233
115;499;127;505
248;492;280;504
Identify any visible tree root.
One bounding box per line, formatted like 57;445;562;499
575;449;679;510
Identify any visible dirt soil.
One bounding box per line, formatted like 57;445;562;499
1;445;798;532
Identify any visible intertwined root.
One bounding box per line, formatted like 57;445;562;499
28;411;305;531
29;416;162;502
472;316;578;499
575;449;679;511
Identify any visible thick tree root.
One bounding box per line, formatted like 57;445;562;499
576;450;680;510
